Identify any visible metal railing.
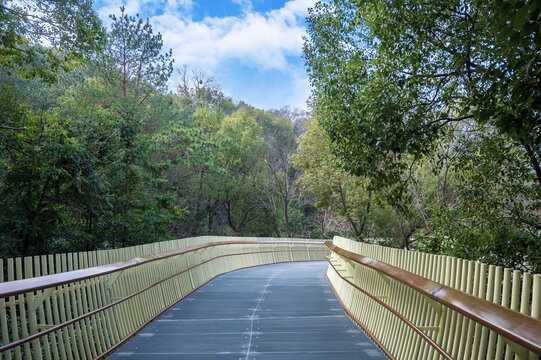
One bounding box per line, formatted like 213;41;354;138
326;236;541;360
0;237;328;360
0;236;320;282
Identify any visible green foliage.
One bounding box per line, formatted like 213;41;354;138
154;77;320;239
292;117;400;241
0;6;181;256
105;6;173;95
155;102;224;236
57;76;183;249
0;2;332;257
2;0;539;277
304;0;541;271
54;6;180;248
216;108;267;233
0;85;83;255
304;0;541;193
0;0;105;83
430;128;541;272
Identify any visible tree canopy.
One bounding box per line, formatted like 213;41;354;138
0;0;105;83
303;0;541;272
304;0;541;191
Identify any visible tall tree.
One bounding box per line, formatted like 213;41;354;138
303;0;541;267
261;112;298;237
101;6;173;195
432;126;541;272
291;118;376;240
156;104;224;236
216;108;266;233
303;0;541;192
0;85;84;256
56;8;178;248
0;0;104;256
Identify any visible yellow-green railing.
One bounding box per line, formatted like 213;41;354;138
0;236;319;282
0;237;328;360
326;236;541;360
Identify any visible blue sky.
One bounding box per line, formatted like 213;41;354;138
92;0;318;110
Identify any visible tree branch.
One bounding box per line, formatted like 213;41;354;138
427;114;474;128
0;125;28;130
520;139;541;186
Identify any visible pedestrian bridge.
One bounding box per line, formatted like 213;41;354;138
109;261;386;360
0;236;540;360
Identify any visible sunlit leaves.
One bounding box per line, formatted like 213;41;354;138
0;0;105;83
303;0;541;270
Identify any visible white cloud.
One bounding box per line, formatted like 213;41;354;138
95;0;317;109
290;71;312;110
96;0;142;22
164;0;193;14
231;0;253;13
97;0;193;23
149;0;316;72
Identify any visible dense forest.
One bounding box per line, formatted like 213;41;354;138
1;0;540;274
0;1;334;258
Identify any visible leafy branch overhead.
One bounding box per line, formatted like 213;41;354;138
0;0;105;83
304;0;541;189
303;0;541;272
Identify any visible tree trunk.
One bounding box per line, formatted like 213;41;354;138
337;183;361;238
520;139;541;186
394;207;412;249
284;199;290;238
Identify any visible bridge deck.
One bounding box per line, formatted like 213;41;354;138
109;261;387;360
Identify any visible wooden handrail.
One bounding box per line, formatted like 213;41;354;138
325;241;541;355
0;240;324;298
326;259;453;359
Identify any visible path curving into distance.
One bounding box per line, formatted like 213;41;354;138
109;261;387;360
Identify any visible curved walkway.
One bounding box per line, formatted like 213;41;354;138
109;261;387;360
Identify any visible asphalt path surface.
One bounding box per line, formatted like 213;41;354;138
109;261;387;360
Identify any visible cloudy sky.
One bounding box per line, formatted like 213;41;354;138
92;0;318;110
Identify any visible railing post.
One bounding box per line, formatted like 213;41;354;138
529;274;541;360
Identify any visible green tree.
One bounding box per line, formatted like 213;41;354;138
100;6;173;196
0;0;104;84
291;117;378;240
57;74;181;249
303;0;541;266
303;0;541;192
176;66;237;116
0;0;106;256
54;8;179;249
99;8;174;246
104;7;173;97
216;108;267;233
0;0;104;255
0;85;84;256
258;111;298;237
154;70;238;237
432;126;541;272
156;104;224;236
